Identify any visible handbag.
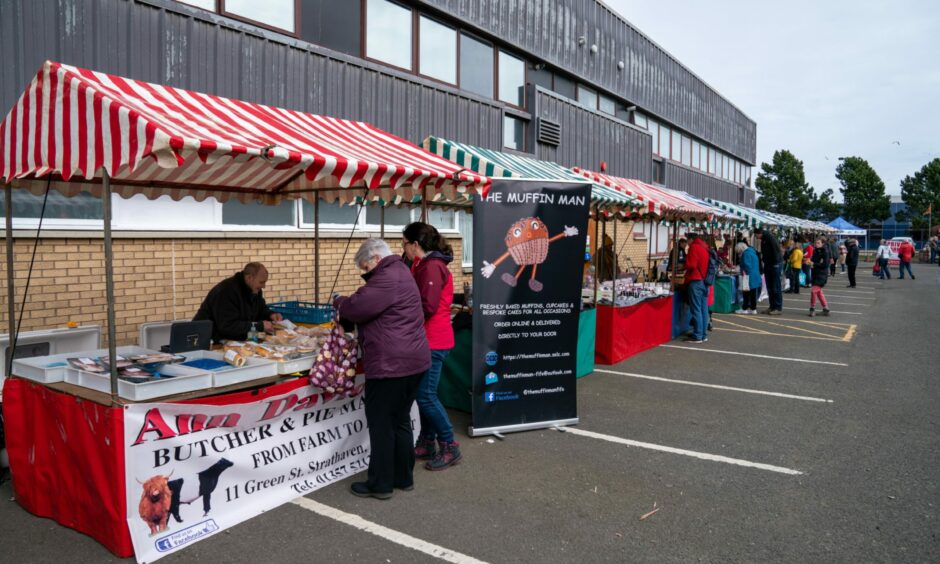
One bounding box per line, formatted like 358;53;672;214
872;263;881;274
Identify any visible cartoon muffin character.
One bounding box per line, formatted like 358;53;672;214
480;217;578;292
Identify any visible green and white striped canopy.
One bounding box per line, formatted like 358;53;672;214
422;136;641;213
704;198;778;229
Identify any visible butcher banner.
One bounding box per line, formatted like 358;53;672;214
123;382;417;563
470;178;591;436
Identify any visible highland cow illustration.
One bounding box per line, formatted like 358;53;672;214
138;471;174;535
480;217;578;292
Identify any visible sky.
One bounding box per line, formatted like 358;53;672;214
606;0;940;199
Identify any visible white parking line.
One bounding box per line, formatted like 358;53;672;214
293;498;489;564
659;344;849;365
782;307;862;315
594;368;834;403
558;427;803;475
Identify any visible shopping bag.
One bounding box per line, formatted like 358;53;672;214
872;263;881;274
309;317;361;397
758;275;768;302
741;273;750;292
783;277;790;291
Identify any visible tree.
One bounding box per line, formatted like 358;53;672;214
836;156;890;227
755;150;815;217
899;158;940;231
807;188;842;222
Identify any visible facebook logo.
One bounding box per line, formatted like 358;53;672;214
485;392;495;403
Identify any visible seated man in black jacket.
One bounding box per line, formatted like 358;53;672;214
193;262;282;342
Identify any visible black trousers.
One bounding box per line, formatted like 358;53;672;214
742;288;758;310
847;264;857;287
364;373;423;493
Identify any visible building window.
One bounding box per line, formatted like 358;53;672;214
419;16;457;84
223;0;296;33
460;33;494;98
699;143;706;171
457;210;473;267
1;190;102;221
598;94;616;115
222;199;295;226
648;120;659;155
503;115;525;150
707;147;715;174
659;125;671;159
681;135;692;167
671;130;681;163
633;112;648;129
498;51;526;107
365;205;412;228
652;160;665;184
300;200;361;227
427;208;456;231
692;140;701;169
577;85;598;109
365;0;413;70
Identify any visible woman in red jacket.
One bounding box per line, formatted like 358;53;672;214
402;222;462;471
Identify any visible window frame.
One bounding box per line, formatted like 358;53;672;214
417;14;458;85
598;93;616;115
502;113;526;151
217;0;301;37
361;0;416;74
457;31;495;99
496;49;527;109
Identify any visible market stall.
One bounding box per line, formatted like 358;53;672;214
0;61;489;560
422;137;642;379
573;168;737;360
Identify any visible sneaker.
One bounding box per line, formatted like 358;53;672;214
768;309;782;316
748;309;758;315
734;309;748;314
414;437;436;461
350;481;392;500
684;337;705;343
822;309;830;316
426;441;462;471
763;308;774;315
808;309;815;317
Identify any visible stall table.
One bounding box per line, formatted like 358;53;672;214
594;296;673;365
2;375;303;558
710;275;741;314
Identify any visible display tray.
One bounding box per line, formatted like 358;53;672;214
12;345;155;384
181;350;279;386
64;362;213;401
276;354;315;375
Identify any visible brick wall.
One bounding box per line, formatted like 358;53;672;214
0;235;467;346
596;220;658;280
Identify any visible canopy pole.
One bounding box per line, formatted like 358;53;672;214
102;170;119;404
314;196;320;303
5;184;15;377
592;210;599;305
670;221;679;292
380;205;385;240
421;186;428;223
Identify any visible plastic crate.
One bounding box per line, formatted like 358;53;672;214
267;301;334;324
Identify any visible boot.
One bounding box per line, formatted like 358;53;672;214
808;308;815;317
414;436;436;461
822;309;830;316
425;440;462;471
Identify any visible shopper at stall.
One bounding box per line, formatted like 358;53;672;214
193;262;283;342
756;229;783;315
845;238;860;288
875;239;892;280
717;239;733;268
735;242;761;314
683;233;710;343
828;237;839;276
785;240;803;295
801;236;814;288
333;239;431;500
402;222;462;471
595;234;619;282
809;238;831;317
897;239;916;280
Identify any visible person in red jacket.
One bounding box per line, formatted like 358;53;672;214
897;240;916;280
683;233;710;343
402;222;462;471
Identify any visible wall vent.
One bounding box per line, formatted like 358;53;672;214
537;118;561;146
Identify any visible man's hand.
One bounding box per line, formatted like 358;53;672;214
270;312;283;322
262;320;275;333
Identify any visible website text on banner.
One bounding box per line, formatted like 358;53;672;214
123;384;417;563
471;179;591;436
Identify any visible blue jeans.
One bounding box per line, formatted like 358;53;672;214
416;349;454;443
898;261;914;279
765;263;783;311
878;257;891;279
688;280;709;341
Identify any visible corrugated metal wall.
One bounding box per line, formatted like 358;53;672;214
665;162;746;204
420;0;757;164
534;88;652;182
0;0;504;151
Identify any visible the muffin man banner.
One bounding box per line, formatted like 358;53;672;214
123;382;418;563
471;179;592;436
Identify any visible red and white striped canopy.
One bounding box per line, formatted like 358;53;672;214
573;167;719;221
0;61;489;204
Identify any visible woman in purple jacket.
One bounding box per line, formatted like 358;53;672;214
334;239;431;500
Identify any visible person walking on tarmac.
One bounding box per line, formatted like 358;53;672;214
845;238;860;288
756;229;784;315
809;238;831;317
898;239;916;280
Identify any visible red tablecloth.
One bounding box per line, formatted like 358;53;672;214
1;377;308;558
594;297;673;365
